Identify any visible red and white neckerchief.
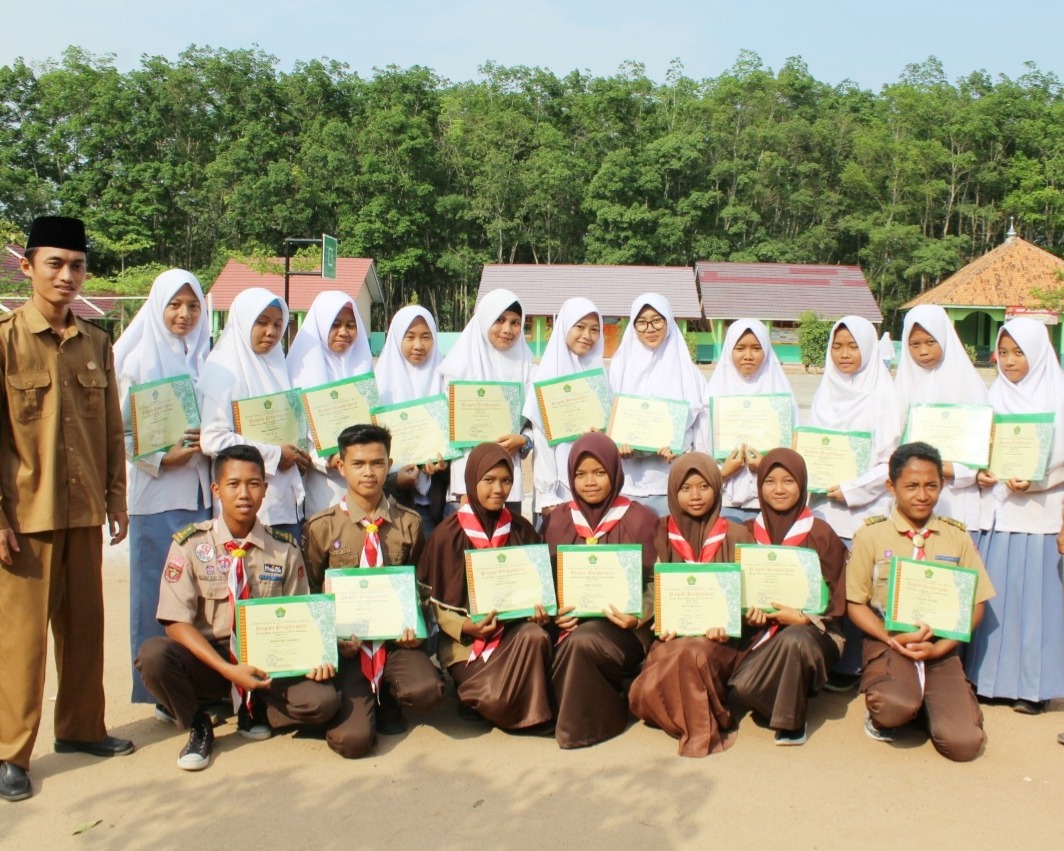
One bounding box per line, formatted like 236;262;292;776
458;504;510;663
225;538;252;712
751;507;815;547
906;527;934;561
667;516;730;563
568;497;632;545
342;497;389;695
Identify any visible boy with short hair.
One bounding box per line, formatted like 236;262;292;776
847;442;994;762
303;424;443;758
137;444;341;771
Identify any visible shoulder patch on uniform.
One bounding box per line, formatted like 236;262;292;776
173;523;198;543
940;516;968;531
863;515;888;526
266;526;297;546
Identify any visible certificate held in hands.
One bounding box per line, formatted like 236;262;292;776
301;372;379;455
607;394;689;454
709;393;794;460
556;545;643;617
988;413;1054;481
534;368;611;445
129;374;201;459
235;594;339;677
792;427;873;493
902;403;994;468
654;563;742;637
464;544;558;621
233;389;308;448
885;557;978;641
371;395;459;468
324;566;427;641
449;381;523;448
739;545;828;613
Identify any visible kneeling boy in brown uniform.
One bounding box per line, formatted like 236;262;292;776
137;444;341;770
303;424;444;758
847;442;994;762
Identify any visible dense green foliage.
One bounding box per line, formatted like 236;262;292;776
3;47;1063;329
797;311;835;370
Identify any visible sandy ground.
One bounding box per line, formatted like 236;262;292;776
6;364;1064;849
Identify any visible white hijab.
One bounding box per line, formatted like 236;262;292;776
705;318;798;411
200;287;292;400
808;315;903;464
896;305;987;406
523;297;604;426
113;269;209;384
375;305;444;405
608;292;705;419
286;291;372;390
989;318;1064;468
439;288;534;386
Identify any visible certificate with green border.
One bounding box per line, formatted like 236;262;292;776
902;403;994;468
323;566;427;641
235;594;339;677
371;394;462;467
301;372;379;455
709;393;794;460
654;563;742;637
738;544;828;614
129;374;201;460
885;557;978;641
233;389;308;449
792;427;873;493
556;544;642;617
449;381;524;448
465;544;558;621
607;394;689;454
534;368;611;445
988;413;1054;481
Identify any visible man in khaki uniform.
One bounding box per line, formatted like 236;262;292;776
137;444;341;770
303;424;443;758
0;217;131;803
847;442;994;762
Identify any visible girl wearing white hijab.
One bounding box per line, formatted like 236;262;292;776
705;319;799;522
439;289;534;513
525;297;605;515
608;293;707;517
115;268;212;703
376;304;448;534
199;287;310;538
966;318;1064;713
286;291;373;517
896;305;988;529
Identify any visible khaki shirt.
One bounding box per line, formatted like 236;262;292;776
156;518;307;641
301;494;424;593
847;508;995;616
0;300;126;532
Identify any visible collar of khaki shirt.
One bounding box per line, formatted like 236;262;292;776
344;494;394;527
22;297;81;341
889;506;944;539
212;516;267;551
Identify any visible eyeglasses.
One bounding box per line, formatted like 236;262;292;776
634;317;666;332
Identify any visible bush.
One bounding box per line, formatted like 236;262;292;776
797;310;834;371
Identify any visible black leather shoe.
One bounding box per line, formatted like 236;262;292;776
0;761;32;802
54;735;135;757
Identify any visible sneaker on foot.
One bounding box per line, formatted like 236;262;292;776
1013;699;1046;715
154;704;176;724
864;712;896;743
824;672;860;692
774;724;807;746
177;713;214;771
237;702;271;741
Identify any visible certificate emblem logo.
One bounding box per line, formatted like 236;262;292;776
275;607;286;618
359;579;369;588
743;400;751;409
924;568;934;579
687;576;696;585
821;437;830;445
497;554;506;563
400;412;409;421
1014;426;1021;435
588;555;598;565
641;402;649;410
477;388;486;397
563;384;571;393
264;400;273;410
767;551;777;562
152;389;159;400
330;390;339;399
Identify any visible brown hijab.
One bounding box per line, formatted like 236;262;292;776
567;432;625;528
463;442;514;537
755;448;808;544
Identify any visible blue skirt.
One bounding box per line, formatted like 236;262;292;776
965;529;1064;701
129;506;211;703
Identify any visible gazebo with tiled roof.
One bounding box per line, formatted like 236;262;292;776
902;226;1064;362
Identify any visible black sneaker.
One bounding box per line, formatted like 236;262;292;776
1013;699;1047;715
177;712;214;771
237;700;272;741
774;724;808;746
824;672;861;693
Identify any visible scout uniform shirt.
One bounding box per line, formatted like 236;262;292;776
847;508;995;619
0;300;126;533
301;494;424;594
157;518;307;641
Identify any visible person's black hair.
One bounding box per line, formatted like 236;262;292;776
888;441;943;483
213;444;266;481
502;301;522;318
23;247;38;265
337;423;392;456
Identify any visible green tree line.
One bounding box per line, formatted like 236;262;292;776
2;46;1063;329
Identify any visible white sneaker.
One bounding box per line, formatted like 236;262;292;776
177;714;213;771
237;704;272;741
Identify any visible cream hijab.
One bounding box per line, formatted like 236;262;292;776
286;291;372;389
439;288;534;386
896;305;987;405
200;287;292;400
376;305;444;405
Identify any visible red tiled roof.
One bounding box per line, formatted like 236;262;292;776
0;294;124;320
696;261;882;323
2;244;24;285
207;258;383;312
477;264;702;318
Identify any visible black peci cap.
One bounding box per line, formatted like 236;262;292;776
26;216;87;252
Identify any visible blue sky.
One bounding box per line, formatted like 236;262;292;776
4;0;1061;89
